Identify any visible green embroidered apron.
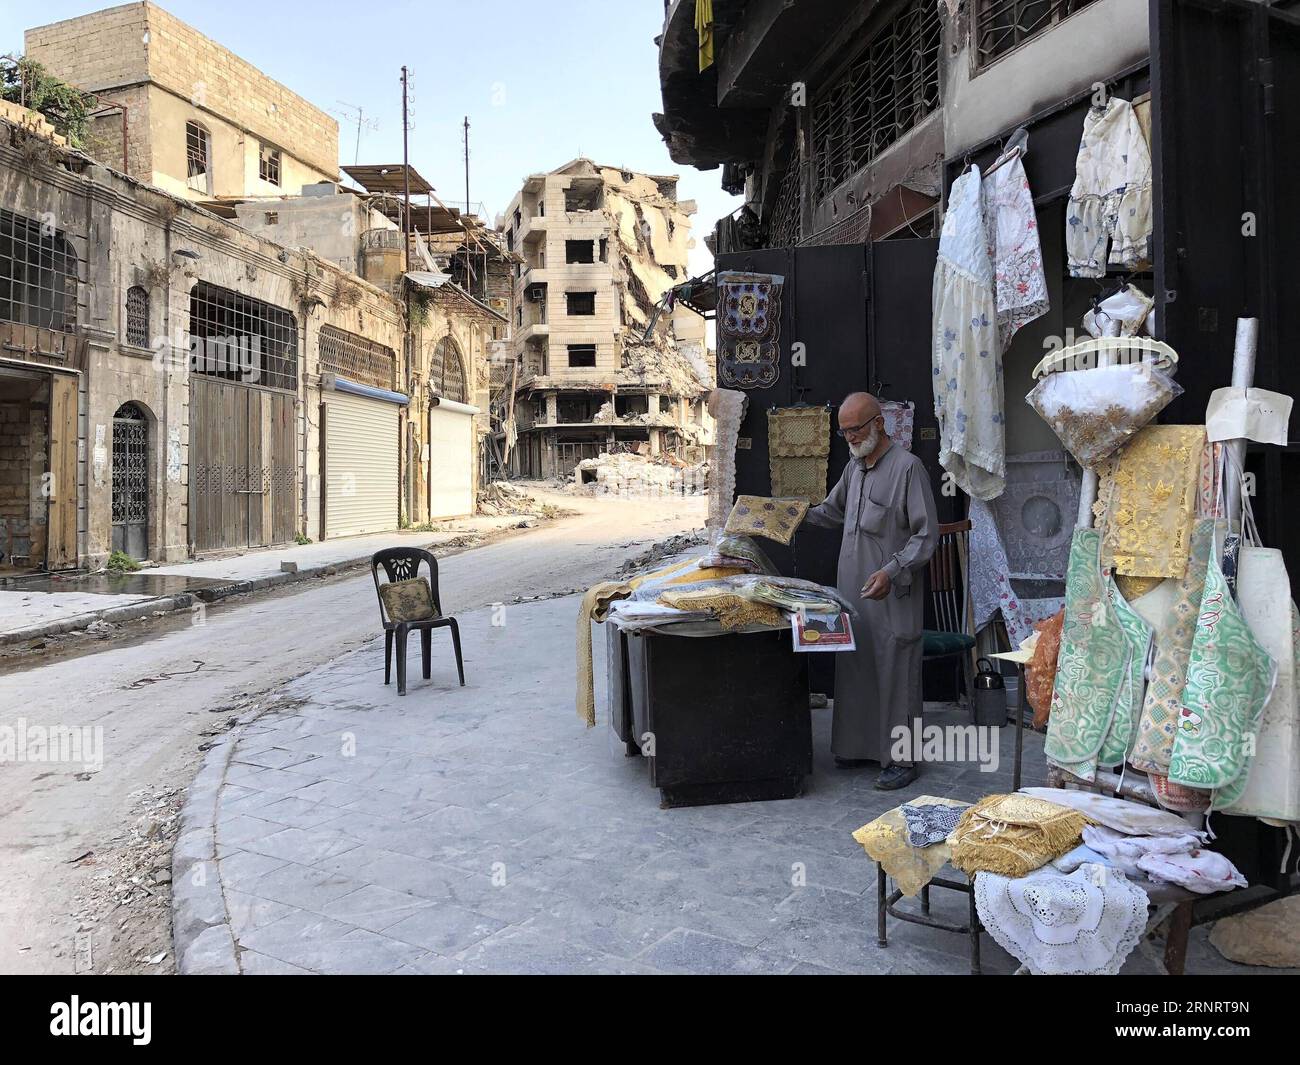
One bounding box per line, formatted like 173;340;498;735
1168;530;1277;808
1045;529;1151;781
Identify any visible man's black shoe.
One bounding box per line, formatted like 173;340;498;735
874;764;919;790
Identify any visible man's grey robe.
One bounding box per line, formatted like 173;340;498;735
804;443;939;766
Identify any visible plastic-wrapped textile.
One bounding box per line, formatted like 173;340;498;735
1026;362;1182;468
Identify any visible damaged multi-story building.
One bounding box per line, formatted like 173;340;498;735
498;159;712;480
0;2;493;576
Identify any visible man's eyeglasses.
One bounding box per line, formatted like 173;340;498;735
836;415;882;439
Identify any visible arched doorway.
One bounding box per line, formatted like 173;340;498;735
111;402;149;558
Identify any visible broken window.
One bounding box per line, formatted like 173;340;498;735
975;0;1097;67
264;212;279;225
810;0;942;201
558;394;596;421
599;237;609;263
186;121;212;194
0;207;78;333
125;286;150;347
514;209;522;230
567;345;597;368
614;394;648;417
188;281;298;391
259;142;282;186
564;181;603;212
565;240;595;264
566;291;596;316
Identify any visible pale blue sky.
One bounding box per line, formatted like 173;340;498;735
0;0;738;276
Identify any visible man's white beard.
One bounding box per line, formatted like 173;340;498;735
849;425;881;460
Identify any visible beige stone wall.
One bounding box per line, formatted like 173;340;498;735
27;2;339;196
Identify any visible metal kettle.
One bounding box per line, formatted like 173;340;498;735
971;657;1007;727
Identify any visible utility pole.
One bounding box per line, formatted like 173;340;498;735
401;67;412;276
463;115;471;216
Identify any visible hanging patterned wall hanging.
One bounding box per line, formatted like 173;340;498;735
717;271;784;389
767;406;830;504
881;400;915;451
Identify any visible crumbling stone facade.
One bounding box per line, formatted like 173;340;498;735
499;158;712;481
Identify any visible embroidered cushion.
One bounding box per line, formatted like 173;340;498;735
723;496;809;545
380;578;436;622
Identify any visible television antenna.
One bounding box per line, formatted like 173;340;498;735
333;100;380;165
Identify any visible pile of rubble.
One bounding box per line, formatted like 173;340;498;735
574;451;709;497
477;481;563;519
617;529;709;576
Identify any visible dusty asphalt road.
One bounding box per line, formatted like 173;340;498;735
0;490;705;974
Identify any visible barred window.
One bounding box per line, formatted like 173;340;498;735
811;0;942;202
975;0;1097;68
186;121;212;194
188;281;298;392
431;336;466;403
0;207;78;333
126;286;150;347
318;324;396;391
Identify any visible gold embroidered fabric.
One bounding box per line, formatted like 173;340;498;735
771;456;828;504
769;408;831;504
576;580;633;728
657;588;784;631
852;795;971;897
768;407;831;457
724;496;810;545
1116;575;1163;600
948;793;1089;878
1092;424;1205;579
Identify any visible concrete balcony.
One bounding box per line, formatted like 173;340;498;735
518;322;550;343
520;215;548;244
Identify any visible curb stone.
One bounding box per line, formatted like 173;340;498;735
171;702;266;976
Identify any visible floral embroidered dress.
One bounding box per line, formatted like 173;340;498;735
933;168;1004;501
1066;97;1153;277
982;151;1049;348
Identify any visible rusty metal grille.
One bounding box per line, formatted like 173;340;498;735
318;324;396;391
767;152;803;249
975;0;1097;67
126;285;150;347
0;207;78;333
431;336;467;403
811;0;942;202
189;281;298;392
112;403;149;526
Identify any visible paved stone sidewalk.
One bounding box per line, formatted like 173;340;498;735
174;595;1266;975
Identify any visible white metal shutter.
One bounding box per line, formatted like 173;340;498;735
428;404;474;519
325;391;399;537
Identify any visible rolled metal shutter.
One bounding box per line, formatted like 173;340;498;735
325;390;399;537
428;402;475;519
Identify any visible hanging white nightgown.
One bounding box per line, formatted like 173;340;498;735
983;150;1049;348
933;168;1004;501
1066;97;1153;277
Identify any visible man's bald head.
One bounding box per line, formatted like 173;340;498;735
840;392;881;425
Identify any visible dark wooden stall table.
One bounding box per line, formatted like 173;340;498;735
609;623;812;808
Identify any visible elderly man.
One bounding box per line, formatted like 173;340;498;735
803;392;939;790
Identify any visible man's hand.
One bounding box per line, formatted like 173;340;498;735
861;569;891;601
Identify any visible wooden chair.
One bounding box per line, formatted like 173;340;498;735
922;519;977;708
371;548;465;696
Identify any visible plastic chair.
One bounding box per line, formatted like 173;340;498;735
371;547;465;696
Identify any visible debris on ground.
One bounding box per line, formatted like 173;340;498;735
573;451;708;498
68;784;185;975
617;529;708;576
477;481;567;519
